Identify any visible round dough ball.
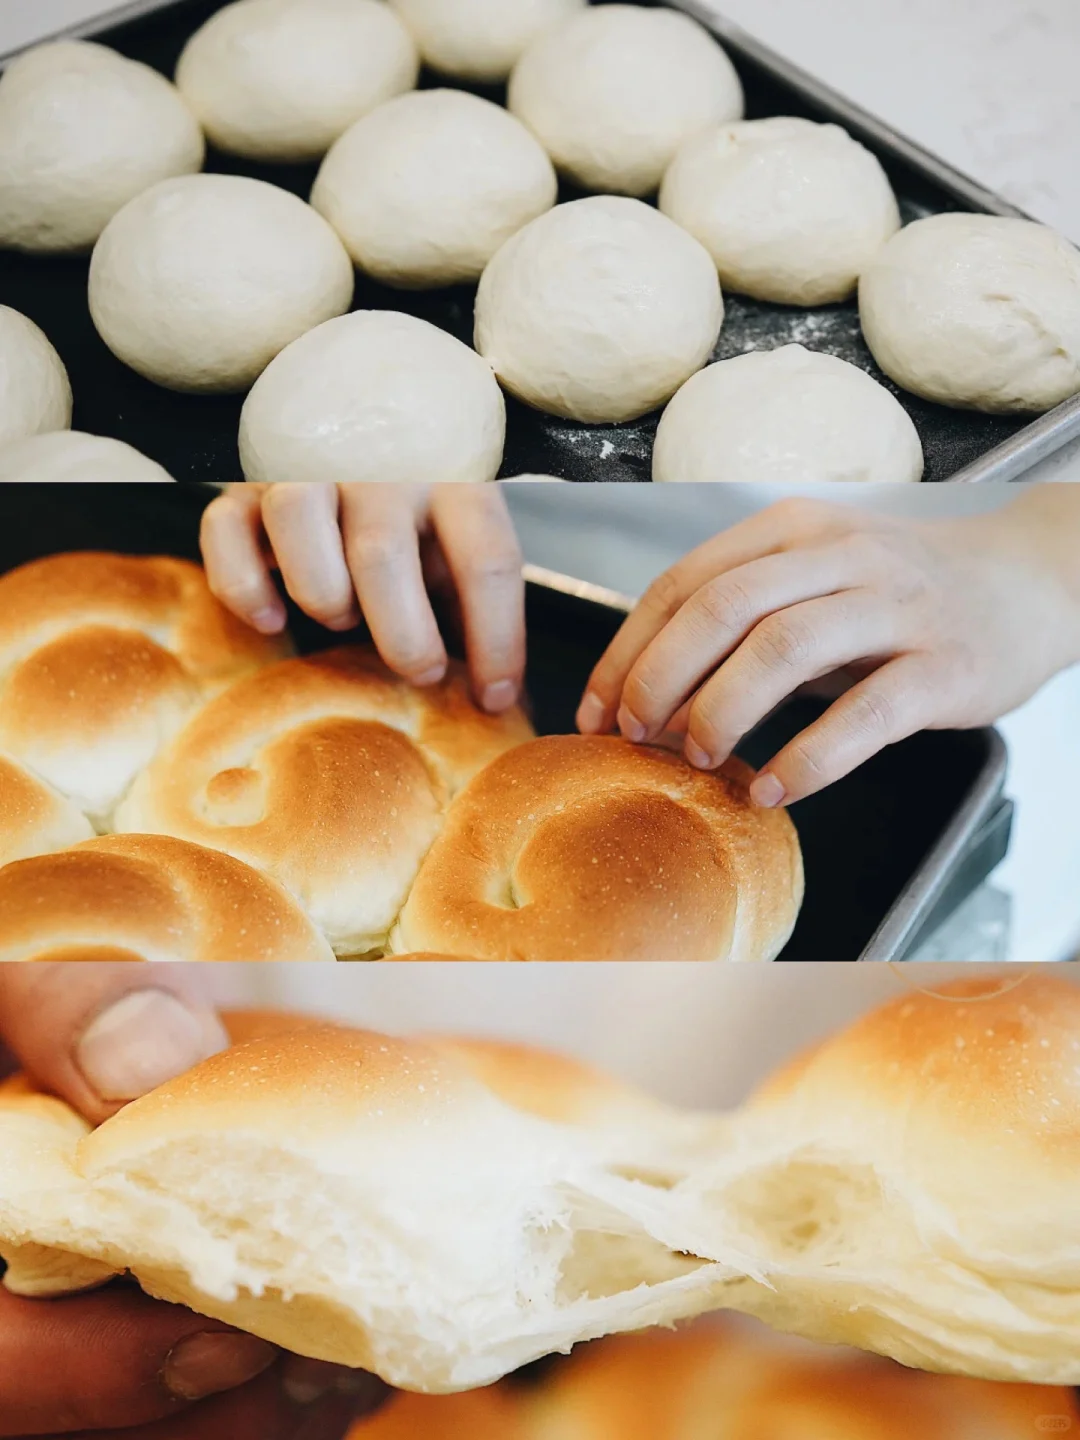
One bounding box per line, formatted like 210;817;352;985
240;310;506;485
176;0;419;163
88;174;355;393
311;89;556;288
475;196;724;424
660;117;901;306
0;40;204;254
859;213;1080;413
653;345;924;485
0;308;72;448
508;5;743;197
387;0;585;83
0;432;173;484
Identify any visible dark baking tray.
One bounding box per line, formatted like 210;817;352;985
0;483;1013;962
2;0;1078;487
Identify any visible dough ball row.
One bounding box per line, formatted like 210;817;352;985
3;976;1080;1390
0;550;803;961
2;2;1077;487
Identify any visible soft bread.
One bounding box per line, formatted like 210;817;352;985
4;979;1080;1389
392;736;803;961
350;1387;524;1438
0;835;334;962
0;754;94;868
114;648;533;956
0;552;289;826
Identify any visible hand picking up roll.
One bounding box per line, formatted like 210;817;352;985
391;735;804;961
0;834;334;962
114;647;534;956
4;976;1080;1392
0;552;289;828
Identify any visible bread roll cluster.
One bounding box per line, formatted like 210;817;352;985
0;550;799;961
1;976;1079;1391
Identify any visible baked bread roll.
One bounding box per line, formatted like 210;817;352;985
0;552;289;827
350;1387;523;1439
0;754;94;868
0;834;334;963
392;736;803;961
114;648;534;956
3;977;1079;1392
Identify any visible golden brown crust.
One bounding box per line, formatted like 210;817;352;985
0;835;335;962
348;1387;523;1439
393;736;803;961
0;552;289;823
114;647;533;955
0;755;94;868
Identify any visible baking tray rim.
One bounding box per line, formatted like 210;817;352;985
523;563;1013;963
3;0;1075;489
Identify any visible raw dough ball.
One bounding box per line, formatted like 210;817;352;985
653;345;924;485
88;174;355;393
240;310;506;485
0;308;72;448
509;5;743;197
859;214;1080;413
388;0;585;83
311;89;556;288
176;0;419;163
0;40;204;254
0;432;173;484
475;196;723;424
660;117;901;305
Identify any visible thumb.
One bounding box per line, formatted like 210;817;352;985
0;963;229;1125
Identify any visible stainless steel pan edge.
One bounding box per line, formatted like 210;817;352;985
524;564;1013;963
4;0;1075;482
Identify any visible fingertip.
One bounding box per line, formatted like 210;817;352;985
750;772;787;809
576;692;608;735
684;739;714;771
481;679;518;715
412;662;448;688
251;605;288;635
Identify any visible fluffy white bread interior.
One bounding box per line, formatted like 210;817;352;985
0;432;173;484
5;978;1080;1391
0;40;204;254
0;307;72;449
0;552;290;827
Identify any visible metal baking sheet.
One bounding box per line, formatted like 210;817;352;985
2;0;1077;486
0;483;1013;962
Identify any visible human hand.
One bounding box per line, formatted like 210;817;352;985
577;491;1080;807
200;483;525;714
0;964;387;1438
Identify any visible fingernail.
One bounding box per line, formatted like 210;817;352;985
750;773;787;809
414;663;447;687
324;613;359;633
251;606;286;634
576;692;606;734
617;706;647;744
164;1331;278;1401
685;739;714;770
76;991;229;1103
482;680;517;714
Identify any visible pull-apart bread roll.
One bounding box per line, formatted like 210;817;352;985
392;736;803;961
114;648;533;956
0;834;333;962
0;552;288;828
3;977;1079;1392
0;754;94;868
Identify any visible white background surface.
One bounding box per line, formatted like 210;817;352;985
3;0;1079;964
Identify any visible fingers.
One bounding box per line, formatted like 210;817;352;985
682;592;897;773
753;653;942;806
261;485;361;633
578;497;855;734
200;487;287;635
338;484;447;684
0;964;228;1124
615;548;859;743
37;1363;385;1440
0;1285;277;1435
431;486;525;712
